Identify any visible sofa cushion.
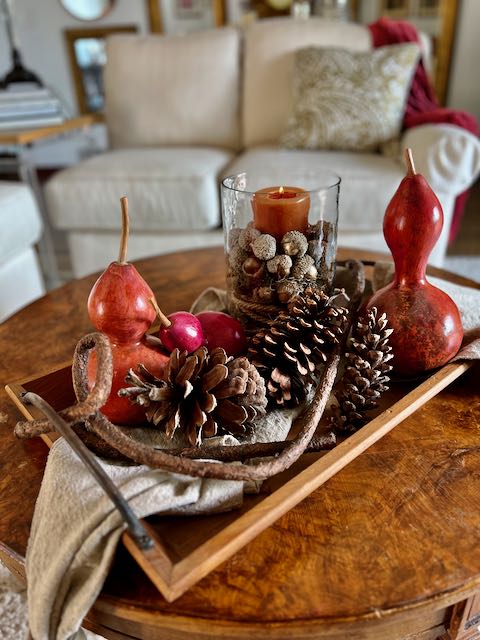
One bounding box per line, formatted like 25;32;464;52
224;147;404;232
282;44;419;151
45;148;233;232
242;17;371;148
0;248;45;321
105;28;240;150
0;182;43;265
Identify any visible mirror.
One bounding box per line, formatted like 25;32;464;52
60;0;115;21
65;25;137;116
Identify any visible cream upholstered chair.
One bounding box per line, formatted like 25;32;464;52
44;19;480;278
0;181;45;322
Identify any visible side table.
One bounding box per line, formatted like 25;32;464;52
0;115;95;289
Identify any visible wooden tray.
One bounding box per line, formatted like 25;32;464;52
5;359;471;602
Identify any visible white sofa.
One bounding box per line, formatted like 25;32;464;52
0;182;45;321
45;18;480;278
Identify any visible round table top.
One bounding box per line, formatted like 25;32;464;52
1;246;480;640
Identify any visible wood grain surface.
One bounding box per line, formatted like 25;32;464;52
1;247;480;640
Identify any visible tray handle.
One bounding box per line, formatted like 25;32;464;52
22;392;154;552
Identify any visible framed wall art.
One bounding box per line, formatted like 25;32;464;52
146;0;225;34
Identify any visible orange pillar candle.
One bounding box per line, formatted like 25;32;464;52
251;186;310;240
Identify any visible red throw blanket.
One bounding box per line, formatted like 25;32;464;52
368;17;479;242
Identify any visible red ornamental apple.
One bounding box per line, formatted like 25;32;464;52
159;311;204;353
196;311;247;357
150;299;204;353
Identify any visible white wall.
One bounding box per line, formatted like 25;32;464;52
447;0;480;122
0;0;149;114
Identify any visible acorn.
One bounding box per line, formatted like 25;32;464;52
277;279;302;304
229;245;248;270
229;227;242;251
281;231;308;258
267;254;292;278
292;254;316;279
254;286;275;303
251;234;277;261
238;224;261;251
243;256;264;278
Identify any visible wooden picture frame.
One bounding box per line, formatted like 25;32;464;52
64;25;137;118
249;0;293;19
380;0;411;18
146;0;225;33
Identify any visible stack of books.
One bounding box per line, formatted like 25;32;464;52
0;83;66;131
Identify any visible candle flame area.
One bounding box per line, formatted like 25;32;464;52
279;186;284;194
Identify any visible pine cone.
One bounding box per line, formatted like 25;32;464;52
330;307;393;433
248;286;349;407
119;347;267;446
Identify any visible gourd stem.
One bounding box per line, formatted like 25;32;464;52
404;148;417;176
118;196;129;264
150;297;172;328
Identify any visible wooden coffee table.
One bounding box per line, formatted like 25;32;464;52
1;247;479;640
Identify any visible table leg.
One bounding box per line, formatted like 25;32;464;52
447;594;480;639
17;156;61;290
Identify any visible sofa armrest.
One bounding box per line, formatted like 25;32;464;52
401;124;480;196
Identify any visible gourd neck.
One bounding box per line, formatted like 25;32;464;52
393;255;427;287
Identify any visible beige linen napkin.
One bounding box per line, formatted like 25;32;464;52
27;438;244;640
26;405;296;640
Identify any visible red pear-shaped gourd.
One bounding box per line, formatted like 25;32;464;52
367;149;463;377
87;197;169;424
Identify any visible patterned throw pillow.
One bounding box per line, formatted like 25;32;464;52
281;44;420;152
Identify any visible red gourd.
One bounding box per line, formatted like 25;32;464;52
87;197;169;424
366;149;463;377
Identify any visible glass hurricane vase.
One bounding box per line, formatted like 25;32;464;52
221;170;340;330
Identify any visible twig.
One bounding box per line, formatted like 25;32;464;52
165;431;337;461
149;296;171;328
71;332;113;411
118;196;129;264
404;147;416;176
15;333;112;440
